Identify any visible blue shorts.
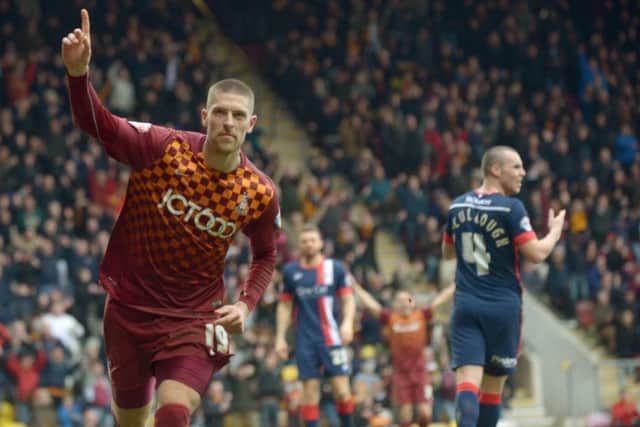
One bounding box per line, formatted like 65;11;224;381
450;295;522;376
295;343;351;379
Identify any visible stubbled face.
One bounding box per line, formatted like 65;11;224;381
496;150;526;195
300;230;323;259
201;91;256;155
393;291;415;316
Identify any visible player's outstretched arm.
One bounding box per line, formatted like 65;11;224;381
430;283;455;310
275;299;293;360
519;208;566;263
62;9;170;169
351;278;383;317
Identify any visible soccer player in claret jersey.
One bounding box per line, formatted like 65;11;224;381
62;9;280;427
442;146;565;427
351;279;453;427
275;225;356;427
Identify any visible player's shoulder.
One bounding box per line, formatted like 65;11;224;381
282;260;301;275
242;153;278;192
448;191;479;210
329;258;347;273
133;124;205;152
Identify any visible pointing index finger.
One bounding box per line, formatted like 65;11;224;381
81;8;90;35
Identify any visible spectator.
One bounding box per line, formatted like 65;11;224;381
611;388;640;427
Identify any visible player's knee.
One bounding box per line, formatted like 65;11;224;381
112;402;152;427
398;405;413;422
417;404;432;427
418;403;432;418
156;379;201;413
154;403;190;427
334;388;351;403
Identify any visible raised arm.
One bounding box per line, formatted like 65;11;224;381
351;277;383;317
519;209;566;263
62;9;171;169
431;283;455;310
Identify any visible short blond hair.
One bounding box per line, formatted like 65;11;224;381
481;145;518;177
206;78;255;113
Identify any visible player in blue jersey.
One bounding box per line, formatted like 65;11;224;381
275;224;356;427
442;146;565;427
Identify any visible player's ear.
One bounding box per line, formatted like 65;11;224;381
247;114;258;134
200;108;208;128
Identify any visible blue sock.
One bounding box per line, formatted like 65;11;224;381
478;393;502;427
455;382;480;427
304;421;319;427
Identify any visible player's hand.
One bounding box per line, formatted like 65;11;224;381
61;9;91;76
547;208;566;234
339;323;354;345
274;337;289;360
215;302;249;335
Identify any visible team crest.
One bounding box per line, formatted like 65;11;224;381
236;192;249;216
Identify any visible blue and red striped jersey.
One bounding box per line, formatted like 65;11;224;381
280;258;352;346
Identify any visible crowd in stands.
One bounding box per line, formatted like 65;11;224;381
1;0;639;425
216;0;640;353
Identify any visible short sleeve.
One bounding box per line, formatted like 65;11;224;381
379;308;392;325
335;262;352;296
507;199;536;246
442;209;454;244
279;265;295;302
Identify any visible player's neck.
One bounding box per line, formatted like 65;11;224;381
300;254;323;268
203;143;241;173
476;181;504;196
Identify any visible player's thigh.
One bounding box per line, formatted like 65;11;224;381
482;303;521;376
295;344;323;381
417;402;432;420
398;404;413;422
319;345;351;378
154;355;226;411
480;374;508;395
103;298;156;410
302;378;321;404
329;375;351;401
450;303;486;371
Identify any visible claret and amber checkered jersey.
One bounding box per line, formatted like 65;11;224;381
68;74;280;318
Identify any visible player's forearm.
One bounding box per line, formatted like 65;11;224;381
341;293;356;326
66;73;120;142
524;229;562;263
275;301;292;340
239;251;276;312
352;283;382;316
431;283;455;309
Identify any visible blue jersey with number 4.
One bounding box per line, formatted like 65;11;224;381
444;191;536;301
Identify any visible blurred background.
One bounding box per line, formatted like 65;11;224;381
0;0;639;426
